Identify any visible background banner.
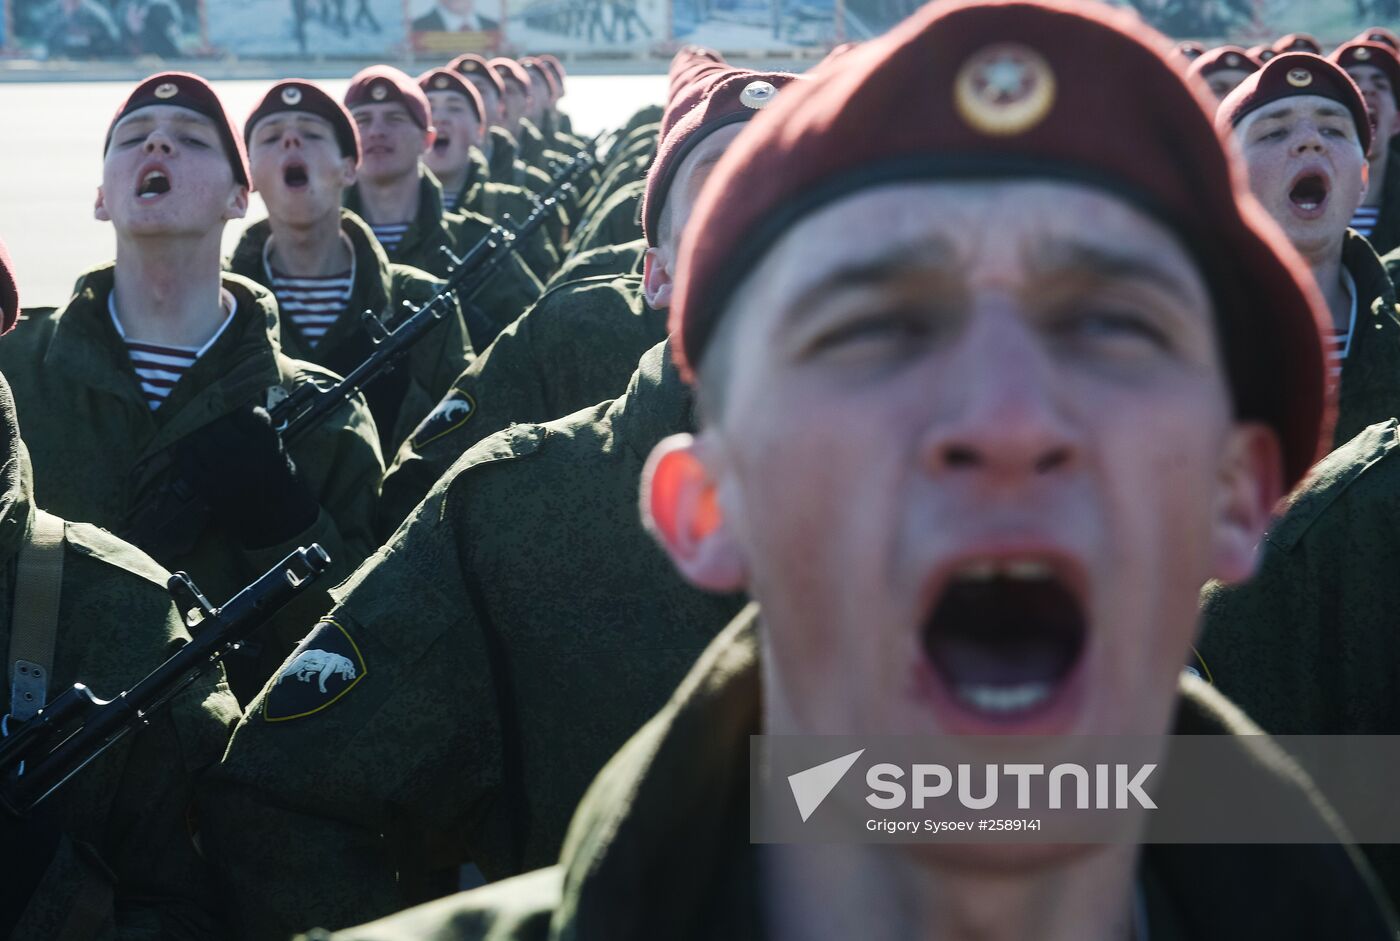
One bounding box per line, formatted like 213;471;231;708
208;0;405;56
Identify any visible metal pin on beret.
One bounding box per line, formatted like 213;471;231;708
489;57;533;95
1355;27;1400;52
417;67;485;125
642;69;803;247
1217;52;1372;157
1330;40;1400;111
520;56;560;99
1272;32;1322;55
344;65;431;130
670;0;1333;491
105;71;250;187
245;79;361;162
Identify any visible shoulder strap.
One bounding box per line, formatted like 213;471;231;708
8;510;66;721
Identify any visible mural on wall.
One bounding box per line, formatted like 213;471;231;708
12;0;200;58
207;0;403;55
408;0;504;55
503;0;663;52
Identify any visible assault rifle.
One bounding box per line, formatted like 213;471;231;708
120;149;597;559
0;544;330;816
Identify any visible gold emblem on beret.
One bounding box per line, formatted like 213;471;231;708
434;75;450;89
739;80;777;110
371;82;389;101
153;82;178;99
1355;47;1372;61
281;86;303;105
1225;53;1241;67
954;43;1056;137
1286;67;1313;88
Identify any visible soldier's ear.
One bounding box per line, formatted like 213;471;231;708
422;126;437;155
642;433;746;593
1211;421;1283;585
94;186;110;222
341;157;358;188
225;184;250;222
642;247;673;309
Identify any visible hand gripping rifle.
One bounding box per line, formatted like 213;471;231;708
119;149;597;560
0;544;330;817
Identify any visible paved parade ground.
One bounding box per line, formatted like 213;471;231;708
0;72;669;307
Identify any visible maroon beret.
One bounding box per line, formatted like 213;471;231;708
345;65;430;130
668;45;725;84
418;67;485;124
1249;45;1275;64
1218;53;1371;156
246;79;360;163
672;0;1332;492
1355;27;1400;52
643;70;800;247
1272;33;1321;55
1330;41;1400;111
521;57;560;99
668;59;731;107
1187;45;1259;80
449;53;506;101
105;71;250;188
0;238;18;336
537;53;567;89
1175;40;1206;61
489;57;532;95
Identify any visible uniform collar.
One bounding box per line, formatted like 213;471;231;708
342;169;454;263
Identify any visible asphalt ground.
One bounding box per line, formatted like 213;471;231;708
0;73;668;307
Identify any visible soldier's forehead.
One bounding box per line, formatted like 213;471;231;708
115;105;218;131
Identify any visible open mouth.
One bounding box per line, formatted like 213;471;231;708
922;558;1086;721
433;134;451;154
1288;172;1329;214
136;169;170;199
283;163;309;188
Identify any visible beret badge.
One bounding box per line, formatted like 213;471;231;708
1355;47;1372;61
739;80;777;110
954;43;1056;137
154;82;178;99
434;74;450;89
371;82;389;100
282;86;303;105
1225;53;1241;67
1286;67;1313;87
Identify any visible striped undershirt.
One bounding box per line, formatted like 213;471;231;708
1330;269;1359;383
442;192;460;212
269;270;352;347
370;222;410;252
109;291;237;411
262;231;357;349
1351;206;1381;238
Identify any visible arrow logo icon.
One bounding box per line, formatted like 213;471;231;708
787;749;865;822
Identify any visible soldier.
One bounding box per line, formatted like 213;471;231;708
0;72;383;704
416;68;563;264
378;70;799;532
534;54;575;135
447;54;555;198
1273;32;1322;56
1218;53;1400;446
310;1;1396;938
340;66;543;342
1330;41;1400;254
519;56;586;153
0;238;241;938
1186;44;1258;100
228;79;475;454
488;58;557;169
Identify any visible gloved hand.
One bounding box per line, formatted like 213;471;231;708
177;405;320;550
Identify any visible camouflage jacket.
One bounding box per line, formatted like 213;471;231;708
201;341;744;941
343;172;543;348
379;274;663;533
1334;230;1400;448
308;607;1397;941
1197;418;1400;901
228;209;474;454
0;267;383;703
542;239;644;292
486;127;554;197
0;376;240;940
453;148;567;254
1367;148;1400;258
568;179;644;257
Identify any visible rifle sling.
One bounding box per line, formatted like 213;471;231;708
8;511;65;721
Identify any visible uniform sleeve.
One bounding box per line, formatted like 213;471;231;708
200;491;505;941
238;393;385;695
393;270;475;455
459;250;542;350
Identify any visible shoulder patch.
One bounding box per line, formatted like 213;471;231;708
410;388;477;450
263;619;367;722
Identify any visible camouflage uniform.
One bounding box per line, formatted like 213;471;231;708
453;149;567;254
0;268;383;703
342;172;543;348
1333;230;1400;447
0;376;241;939
568;179;644;256
306;610;1398;941
201;341;744;940
542;239;644;292
228;209;475;454
379;275;663;532
1366;149;1400;257
486;127;553;196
